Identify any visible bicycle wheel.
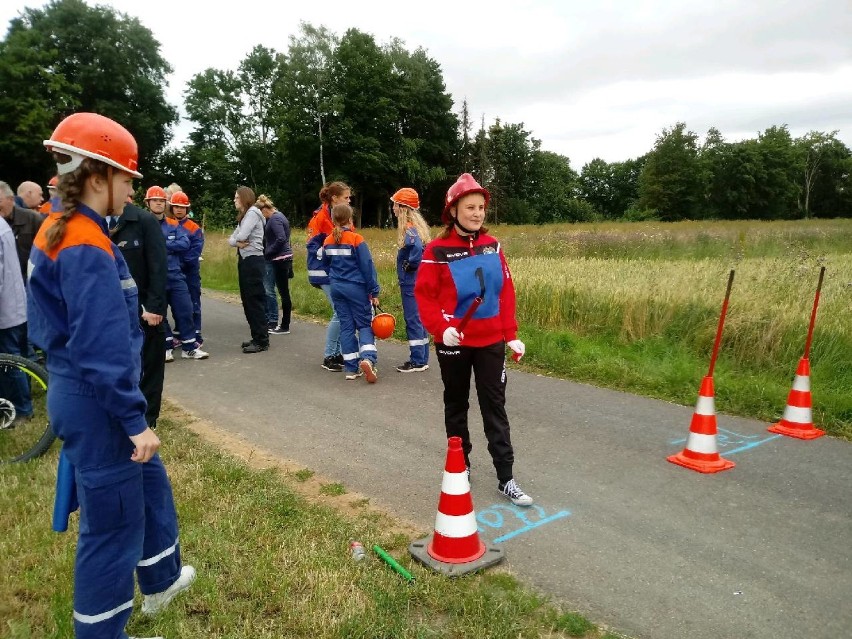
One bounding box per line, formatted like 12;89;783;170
0;353;55;463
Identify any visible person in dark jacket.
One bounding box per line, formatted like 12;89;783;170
109;202;169;429
257;194;293;334
0;180;45;278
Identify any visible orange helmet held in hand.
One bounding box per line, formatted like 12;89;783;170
442;173;489;224
390;187;420;210
169;191;190;207
372;310;396;340
44;112;142;178
145;186;167;201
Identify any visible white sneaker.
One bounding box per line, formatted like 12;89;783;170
141;565;196;615
181;347;209;360
498;478;533;506
164;349;174;363
345;369;363;381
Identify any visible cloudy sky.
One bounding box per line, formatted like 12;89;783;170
3;0;851;170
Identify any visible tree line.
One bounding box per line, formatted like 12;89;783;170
2;0;850;229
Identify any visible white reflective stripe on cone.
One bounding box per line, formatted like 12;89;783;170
434;511;478;538
685;432;718;454
138;538;178;567
782;404;812;424
74;599;134;624
695;395;715;415
792;375;811;392
440;471;469;495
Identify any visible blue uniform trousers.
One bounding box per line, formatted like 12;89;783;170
163;273;197;352
50;376;181;639
400;285;429;366
330;282;376;373
181;263;203;338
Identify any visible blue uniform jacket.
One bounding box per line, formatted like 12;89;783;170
396;225;424;287
319;228;380;297
27;205;148;437
177;217;204;267
159;217;190;277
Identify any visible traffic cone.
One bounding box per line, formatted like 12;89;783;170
768;357;825;439
668;376;735;474
409;436;504;576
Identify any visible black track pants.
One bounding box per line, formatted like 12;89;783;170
435;340;514;482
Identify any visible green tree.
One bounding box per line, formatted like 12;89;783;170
638;123;704;221
529;151;584;222
0;0;176;186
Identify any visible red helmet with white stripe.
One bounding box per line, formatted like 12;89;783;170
169;191;190;207
442;173;489;224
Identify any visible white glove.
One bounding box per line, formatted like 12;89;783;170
442;327;462;347
507;339;525;361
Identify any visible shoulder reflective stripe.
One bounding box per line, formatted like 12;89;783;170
308;269;327;277
325;248;353;256
138;538;178;566
120;277;137;290
74;599;134;624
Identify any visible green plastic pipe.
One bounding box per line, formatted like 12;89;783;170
372;545;415;583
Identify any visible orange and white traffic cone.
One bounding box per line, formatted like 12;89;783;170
768;357;825;440
409;436;504;576
668;376;735;474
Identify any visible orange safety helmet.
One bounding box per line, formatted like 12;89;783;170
44;112;142;178
371;310;396;340
47;176;58;188
442;173;489;224
170;191;190;207
390;187;420;210
145;186;167;201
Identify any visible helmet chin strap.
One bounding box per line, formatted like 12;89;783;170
106;166;115;216
453;215;478;237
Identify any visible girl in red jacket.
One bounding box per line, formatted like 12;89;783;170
414;173;532;506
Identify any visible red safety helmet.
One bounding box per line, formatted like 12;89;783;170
170;191;190;207
371;310;396;340
44;112;142;178
442;173;489;224
145;186;167;201
390;187;420;210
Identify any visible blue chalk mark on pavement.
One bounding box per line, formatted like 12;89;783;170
477;503;571;543
670;427;782;456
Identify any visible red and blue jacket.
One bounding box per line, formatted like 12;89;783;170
306;204;333;286
414;228;518;348
177;217;204;269
319;228;380;297
27;204;148;437
159;216;190;278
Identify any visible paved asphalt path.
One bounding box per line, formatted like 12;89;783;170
165;294;851;639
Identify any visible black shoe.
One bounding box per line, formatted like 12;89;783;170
321;356;344;372
241;340;253;348
267;321;278;330
396;361;429;373
269;325;290;335
242;342;269;353
333;353;344;365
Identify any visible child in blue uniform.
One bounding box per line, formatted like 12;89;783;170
390;187;431;372
28;113;195;639
319;203;381;382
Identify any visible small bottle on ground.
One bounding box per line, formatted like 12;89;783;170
350;540;366;561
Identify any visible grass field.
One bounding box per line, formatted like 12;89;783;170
0;404;618;639
204;218;851;438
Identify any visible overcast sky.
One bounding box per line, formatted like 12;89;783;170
4;0;851;170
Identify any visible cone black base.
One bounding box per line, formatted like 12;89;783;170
409;535;504;576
